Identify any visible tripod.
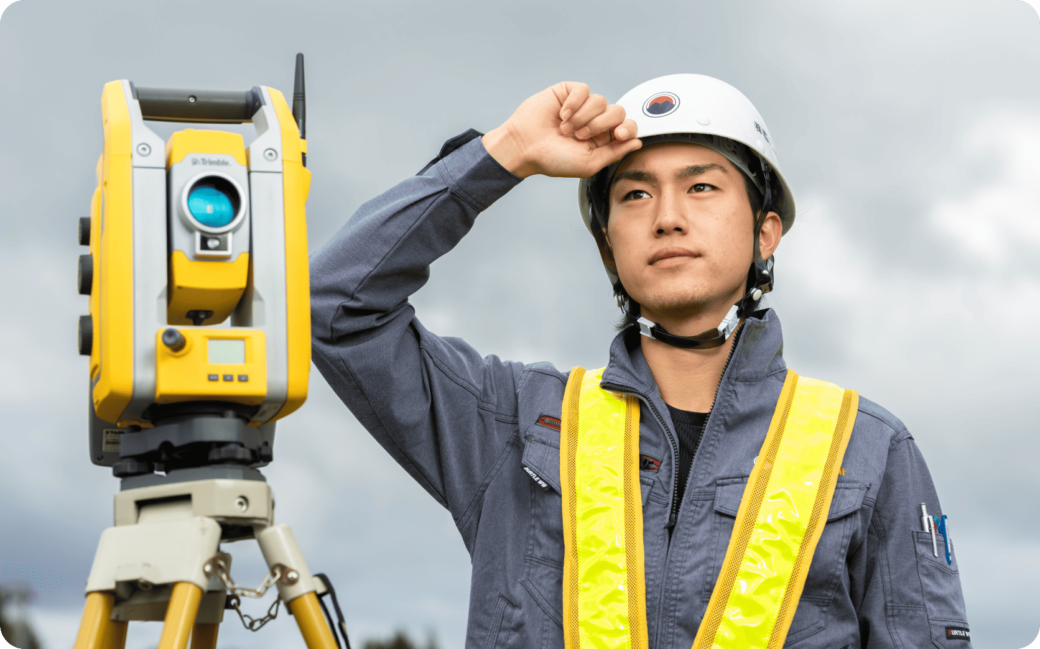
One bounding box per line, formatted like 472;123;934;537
72;409;348;649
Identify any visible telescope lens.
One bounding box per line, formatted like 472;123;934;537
187;179;238;228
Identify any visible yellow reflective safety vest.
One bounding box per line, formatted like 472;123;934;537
560;367;858;649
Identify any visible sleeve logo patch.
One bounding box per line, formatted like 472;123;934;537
945;627;970;641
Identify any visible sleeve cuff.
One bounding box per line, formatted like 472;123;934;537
422;129;523;213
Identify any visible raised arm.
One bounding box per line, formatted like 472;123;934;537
309;83;638;535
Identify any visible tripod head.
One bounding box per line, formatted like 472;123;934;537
78;55;311;489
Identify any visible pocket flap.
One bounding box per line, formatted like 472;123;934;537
522;430;561;494
714;479;867;522
826;483;869;521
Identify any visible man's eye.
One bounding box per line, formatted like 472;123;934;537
623;189;651;200
690;183;716;193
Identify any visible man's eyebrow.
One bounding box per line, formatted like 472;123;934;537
613;163;727;186
677;163;727;178
613;170;657;184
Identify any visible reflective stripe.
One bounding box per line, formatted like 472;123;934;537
561;367;583;649
561;367;647;649
694;370;858;649
562;367;857;649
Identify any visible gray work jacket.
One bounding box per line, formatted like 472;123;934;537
310;130;971;649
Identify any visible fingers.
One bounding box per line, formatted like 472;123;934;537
590;117;639;148
574;104;624;141
587;136;643;172
554;82;590;131
564;93;608;136
614;118;638;142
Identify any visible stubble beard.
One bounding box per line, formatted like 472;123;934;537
636;278;745;324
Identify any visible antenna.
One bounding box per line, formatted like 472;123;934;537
292;53;306;167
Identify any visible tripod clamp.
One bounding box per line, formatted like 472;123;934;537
204;553;302;594
202;551;309;631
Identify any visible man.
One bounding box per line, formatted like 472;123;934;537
311;75;970;648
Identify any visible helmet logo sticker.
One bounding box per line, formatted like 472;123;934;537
642;92;680;118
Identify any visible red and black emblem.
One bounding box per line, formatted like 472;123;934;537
642;92;679;118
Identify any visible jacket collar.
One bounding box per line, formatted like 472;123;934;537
600;308;788;397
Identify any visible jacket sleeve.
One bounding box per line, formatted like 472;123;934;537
309;130;525;535
857;431;972;649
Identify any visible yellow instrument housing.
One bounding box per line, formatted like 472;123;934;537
155;329;267;405
165;130;250;326
267;87;311;421
167;251;250;326
166;129;248;166
88;80;311;428
92;81;137;423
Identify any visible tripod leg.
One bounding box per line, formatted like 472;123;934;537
288;592;339;649
257;524;339;648
74;592;121;649
108;620;128;649
157;582;204;649
189;623;220;649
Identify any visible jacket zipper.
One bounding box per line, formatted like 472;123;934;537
677;323;743;523
602;323;744;529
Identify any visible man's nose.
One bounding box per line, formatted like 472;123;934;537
652;189;688;236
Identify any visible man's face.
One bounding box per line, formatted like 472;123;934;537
604;142;771;324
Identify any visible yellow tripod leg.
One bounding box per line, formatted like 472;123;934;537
189;623;220;649
287;592;338;649
74;592;122;649
109;620;128;649
157;582;204;649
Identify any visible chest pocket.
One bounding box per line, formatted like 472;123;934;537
518;427;655;633
707;477;868;645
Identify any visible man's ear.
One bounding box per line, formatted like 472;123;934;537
758;211;782;260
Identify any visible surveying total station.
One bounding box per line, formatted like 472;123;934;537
72;55;351;649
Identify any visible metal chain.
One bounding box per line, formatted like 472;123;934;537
226;593;281;632
204;553;285;632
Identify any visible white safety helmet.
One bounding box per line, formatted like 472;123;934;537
578;74;796;288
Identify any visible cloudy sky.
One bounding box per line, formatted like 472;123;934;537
1;0;1039;647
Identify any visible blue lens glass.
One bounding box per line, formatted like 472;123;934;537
188;185;236;228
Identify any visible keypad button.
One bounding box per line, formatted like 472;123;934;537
223;374;234;382
238;375;248;382
208;374;218;382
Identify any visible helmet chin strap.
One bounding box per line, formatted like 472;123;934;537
634;165;776;351
634;256;772;350
636;304;741;350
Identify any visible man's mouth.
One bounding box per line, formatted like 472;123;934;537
649;248;699;265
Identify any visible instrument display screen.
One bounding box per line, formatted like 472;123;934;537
208;339;245;364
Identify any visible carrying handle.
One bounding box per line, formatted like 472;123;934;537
131;53;305;136
132;85;264;124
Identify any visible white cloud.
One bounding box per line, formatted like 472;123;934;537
930;108;1040;266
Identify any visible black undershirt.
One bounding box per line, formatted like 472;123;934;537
666;405;709;508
